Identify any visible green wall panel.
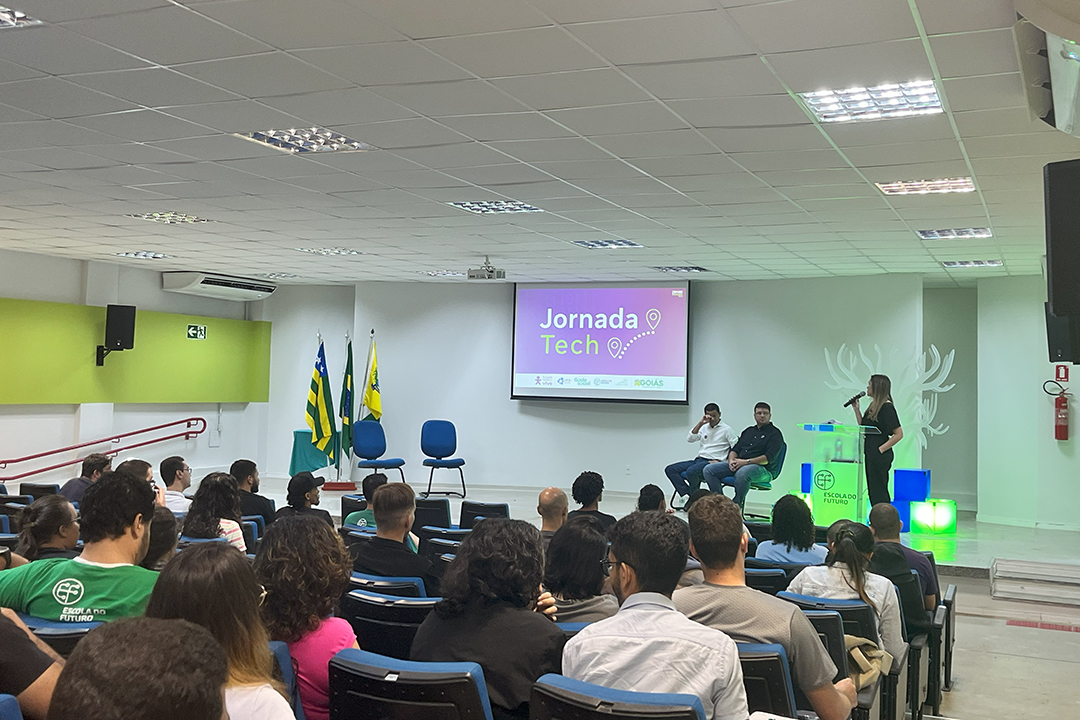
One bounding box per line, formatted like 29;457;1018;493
0;298;271;404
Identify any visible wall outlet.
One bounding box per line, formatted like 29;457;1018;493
208;429;221;447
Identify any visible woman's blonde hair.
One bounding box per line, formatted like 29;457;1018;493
864;374;893;422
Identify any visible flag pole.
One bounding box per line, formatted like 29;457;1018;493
335;331;351;481
358;328;375;420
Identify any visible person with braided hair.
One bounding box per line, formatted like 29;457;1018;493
16;495;80;561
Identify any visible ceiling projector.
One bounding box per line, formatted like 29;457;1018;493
468;257;506;280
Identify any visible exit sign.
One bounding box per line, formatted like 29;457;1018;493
187;324;207;340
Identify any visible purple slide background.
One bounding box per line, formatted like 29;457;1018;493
514;286;688;375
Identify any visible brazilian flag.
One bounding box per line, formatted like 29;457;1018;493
305;341;337;459
339;339;354;463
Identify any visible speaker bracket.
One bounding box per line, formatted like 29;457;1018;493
96;346;112;367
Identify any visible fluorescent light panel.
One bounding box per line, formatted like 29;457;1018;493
651;266;711;273
449;200;543;214
800;80;942;123
941;260;1003;268
126;211;209;224
876;177;975;195
917;228;993;240
116;251;169;259
237;128;373;154
0;5;41;28
294;247;361;256
571;239;643;249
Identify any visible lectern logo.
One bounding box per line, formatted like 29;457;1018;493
814;470;836;491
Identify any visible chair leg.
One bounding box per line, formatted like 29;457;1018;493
421;467;466;498
457;467;466;498
395;467;406;483
422;467;435;498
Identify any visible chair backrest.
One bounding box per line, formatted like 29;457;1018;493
177;536;229;551
0;533;17;551
353;420;388;460
737;643;797;718
413;498;452;533
426;537;461;556
744;568;789;596
17;612;101;657
350;572;426;598
745;557;808;582
0;498;32;532
0;516;8;534
241;514;266;538
555;622;590;638
777;592;878;642
341;494;367;520
18;483;59;501
416;526;470;558
743;521;772;542
420;420;457;459
330;648;493;720
459;501;509;529
269;641;306;720
241;520;258;549
768;443;788;480
801;610;848;683
530;673;706;720
339;590;439;660
436;553;455;574
0;694;22;720
892;571;931;638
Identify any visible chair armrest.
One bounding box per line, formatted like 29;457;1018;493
909;634;928;653
931;605;946;631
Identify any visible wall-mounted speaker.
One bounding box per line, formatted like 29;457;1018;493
1045;159;1080;318
105;304;136;350
1045;303;1078;363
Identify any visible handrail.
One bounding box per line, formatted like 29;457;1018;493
0;417;207;483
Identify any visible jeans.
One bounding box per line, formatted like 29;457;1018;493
664;457;712;497
702;461;771;509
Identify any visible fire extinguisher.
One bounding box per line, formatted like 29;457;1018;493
1045;380;1070;441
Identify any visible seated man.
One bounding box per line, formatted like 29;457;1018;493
58;453;111;505
674;495;857;720
566;471;616;532
537;486;568;551
47;617;228;720
562;512;748;720
703;402;783;511
159;456;192;514
115;458;154;485
0;609;64;720
275;471;334;526
0;472;159;621
343;472;389;527
869;503;939;611
351;483;440;596
231;459;275;529
665;403;739;505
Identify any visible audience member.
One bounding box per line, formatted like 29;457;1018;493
674;495;857;720
537;486;568;550
58;453;111;504
16;495;80;561
563;511;747;720
788;521;904;660
543;515;618;622
684;487;712;512
665;403;740;503
182;473;246;552
0;608;63;720
140;506;179;571
0;547;28;570
703;402;784;512
159;456;192;513
231;459;275;529
146;543;294;720
46;617;228;720
411;519;565;720
868;503;938;610
275;472;334;526
351;483;440;595
115;458;154;485
755;494;827;565
343;472;387;527
636;483;667;512
0;472;158;621
567;471;616;531
255;516;356;720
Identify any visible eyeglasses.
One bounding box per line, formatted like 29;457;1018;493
601;559;621;576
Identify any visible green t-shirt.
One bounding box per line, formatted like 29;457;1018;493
0;558;158;622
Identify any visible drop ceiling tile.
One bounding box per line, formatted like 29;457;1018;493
953;107;1057;137
844;139;964;166
392;142;517;168
488;137;613;162
373;80;528;117
0;102;46;123
572;176;676;195
195;0;404;48
421;27;604;78
492;69;652;110
69;110;214;143
914;0;1018;35
165;100;307;134
767;39;933;93
700;125;830;152
963;132;1080;158
630;153;746;176
176;53;352;98
532;159;646;179
337;118;471;148
67;68;244;109
565;11;753;64
658;173;768;192
259;89;416;129
545;102;688;136
150;134;281;161
825;114;956;147
669;95;808;127
435;112;575;142
356;0;551;39
798;196;892;212
0;27;150;76
529;0;711;29
282;174;388;193
622;56;786;100
590;129;718;158
929;29;1019;79
0;58;47;85
858;159;971;181
685;187;789;205
779;183;878;199
447;163;554;185
732;148;849;172
728;0;917;53
295;43;471;86
942;73;1026;111
0;77;137;119
0;120;128;151
970;153;1075;176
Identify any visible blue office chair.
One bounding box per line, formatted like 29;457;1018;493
737;643;797;718
531;674;705;720
17;612;101;657
339;590;440;661
349;572;427;598
269;641;306;720
420;420;466;498
353;420;406;482
330;648;494;720
0;695;22;720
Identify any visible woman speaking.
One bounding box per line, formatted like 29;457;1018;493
852;374;903;506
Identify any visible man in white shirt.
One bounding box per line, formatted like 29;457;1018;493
665;403;740;506
562;511;748;720
159;456;192;513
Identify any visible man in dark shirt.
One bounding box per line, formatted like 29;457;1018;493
352;482;439;596
868;503;939;610
58;453;111;505
230;459;275;529
0;608;63;720
275;471;334;526
703;402;783;512
566;471;617;532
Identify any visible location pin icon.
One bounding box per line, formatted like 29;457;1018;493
646;308;661;330
608;337;623;358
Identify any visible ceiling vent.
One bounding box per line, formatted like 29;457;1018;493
162;272;276;302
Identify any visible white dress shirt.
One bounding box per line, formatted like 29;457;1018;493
163;489;191;513
688;422;740;461
562;592;748;720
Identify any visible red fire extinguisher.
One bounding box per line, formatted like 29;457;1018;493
1046;380;1070;441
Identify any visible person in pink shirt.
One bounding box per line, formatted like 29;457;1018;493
254;516;356;720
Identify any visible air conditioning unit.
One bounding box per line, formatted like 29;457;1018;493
162;272;276;302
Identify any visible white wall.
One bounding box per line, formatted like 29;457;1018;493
977;276;1079;530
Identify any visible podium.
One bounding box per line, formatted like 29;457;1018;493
798;423;880;526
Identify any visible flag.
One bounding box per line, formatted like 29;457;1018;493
305;341;337;458
339;339;354;461
361;340;382;421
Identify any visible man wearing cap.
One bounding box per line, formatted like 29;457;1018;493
274;471;334;526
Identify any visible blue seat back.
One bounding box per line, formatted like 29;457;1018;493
330;648;493;720
269;641;307;720
350;572;427;598
777;591;878;642
421;420;457;459
737;643;797;718
555;622;590;638
242;514;266;537
17;612;101;657
417;526;470;558
744;568;789;595
18;483;60;501
802;610;848;683
354;420;388;460
0;516;7;534
459;501;509;530
0;694;22;720
339;591;440;661
531;673;705;720
745;557;808;581
413;498;452;534
341;494;367;520
768;442;788;480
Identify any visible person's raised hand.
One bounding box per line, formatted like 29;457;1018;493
154;486;167;507
535;589;557;621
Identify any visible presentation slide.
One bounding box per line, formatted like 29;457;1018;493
512;282;690;403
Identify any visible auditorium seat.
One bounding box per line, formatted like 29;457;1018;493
17;612;101;657
269;641;307;720
339;589;439;660
353;420;406;482
744;567;789;595
459;501;509;529
423;537;461;559
745;557;808;582
176;536;229;551
0;694;22;720
341;494;366;521
736;643;797;718
329;648;494;720
921;549;957;701
349;572;426;598
419;420;466;498
412;497;452;534
240;520;258;550
530;673;705;720
0;497;33;532
241;515;266;539
416;526;470;558
435;553;455;575
555;622;589;638
17;483;59;501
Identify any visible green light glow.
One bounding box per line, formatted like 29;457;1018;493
910;498;957;534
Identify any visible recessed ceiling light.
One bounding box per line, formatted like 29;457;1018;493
254;272;300;280
294;247;362;256
0;5;41;28
571;239;644;249
800;80;942;123
651;266;711;273
917;228;993;240
125;211;210;224
941;260;1003;268
236;128;373;154
875;177;975;195
115;251;170;259
448;200;543;214
420;270;466;277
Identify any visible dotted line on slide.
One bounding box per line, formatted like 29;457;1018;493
617;330;656;359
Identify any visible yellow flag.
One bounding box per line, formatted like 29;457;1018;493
361;341;381;421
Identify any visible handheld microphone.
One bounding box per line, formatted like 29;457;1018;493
843;391;866;408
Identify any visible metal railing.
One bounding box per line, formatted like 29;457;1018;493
0;417;207;483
